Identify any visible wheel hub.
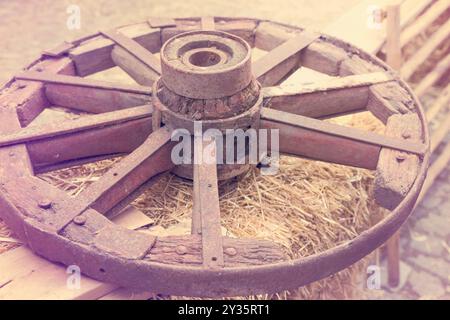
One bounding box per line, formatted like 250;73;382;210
154;30;262;180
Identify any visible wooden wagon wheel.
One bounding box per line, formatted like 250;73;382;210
0;17;430;297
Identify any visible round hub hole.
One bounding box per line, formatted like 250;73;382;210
189;50;221;67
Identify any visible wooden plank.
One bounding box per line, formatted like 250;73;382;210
0;207;154;300
374;113;422;210
193;136;224;268
0;105;153;148
401;18;450;80
263;72;393;118
414;54;450;97
400;0;450;48
69;22;161;76
385;4;403;287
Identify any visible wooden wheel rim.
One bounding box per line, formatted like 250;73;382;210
0;17;429;297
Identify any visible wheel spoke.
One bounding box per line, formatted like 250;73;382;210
263;72;393;118
15;71;151;113
260;108;426;169
0;105;152;148
71;127;174;218
192;134;224;268
101;29;162;86
252;30;320;86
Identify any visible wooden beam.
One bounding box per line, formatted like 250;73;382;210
386;2;402;71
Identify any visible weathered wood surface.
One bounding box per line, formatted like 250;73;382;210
339;54;413;123
161;18;257;45
253;30;320;86
145;235;286;267
375;113;422;210
0;207;154;300
77;127;174;215
255;21;348;76
3;58;75;126
27;116;152;171
263;72;393;118
111;46;159;86
193;137;224;268
101;28;162;87
15;71;152;113
0;105;153;148
69;22;161;76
